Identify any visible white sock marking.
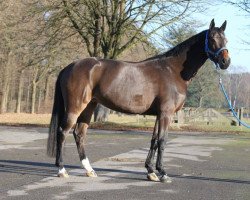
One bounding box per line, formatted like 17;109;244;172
81;158;94;172
58;167;66;174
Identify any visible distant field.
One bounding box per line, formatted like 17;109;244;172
0;113;51;126
0;113;249;133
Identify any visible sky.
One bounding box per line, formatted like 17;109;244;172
195;3;250;72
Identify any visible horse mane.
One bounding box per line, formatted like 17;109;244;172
144;30;206;61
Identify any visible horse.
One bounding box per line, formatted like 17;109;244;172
47;19;230;183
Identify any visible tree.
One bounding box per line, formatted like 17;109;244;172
0;1;86;113
224;0;250;46
0;1;24;113
28;0;205;59
163;22;198;48
222;66;250;109
185;63;223;108
224;0;250;14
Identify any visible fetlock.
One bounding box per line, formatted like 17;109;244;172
156;166;166;176
145;162;154;174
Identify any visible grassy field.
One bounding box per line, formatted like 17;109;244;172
0;113;250;133
0;113;51;126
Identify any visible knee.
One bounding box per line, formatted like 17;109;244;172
57;131;66;142
158;139;166;151
62;113;78;129
151;139;157;149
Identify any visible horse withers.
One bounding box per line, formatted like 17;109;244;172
47;19;230;183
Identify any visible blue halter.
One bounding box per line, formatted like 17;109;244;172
204;30;228;65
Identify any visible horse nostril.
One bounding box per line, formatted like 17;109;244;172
222;58;226;65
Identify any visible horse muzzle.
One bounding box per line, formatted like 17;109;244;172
218;50;231;69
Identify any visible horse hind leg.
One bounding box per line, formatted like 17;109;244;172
73;100;98;177
56;112;79;178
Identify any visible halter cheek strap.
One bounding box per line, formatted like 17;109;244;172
205;30;228;62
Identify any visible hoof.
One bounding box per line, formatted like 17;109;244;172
160;175;172;183
147;173;160;182
86;170;98;177
57;172;69;178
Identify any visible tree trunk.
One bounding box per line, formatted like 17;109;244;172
0;52;12;113
198;96;204;109
0;81;10;113
30;68;38;114
94;104;110;122
16;70;24;113
44;75;50;105
37;87;42;113
26;77;30;112
0;84;7;113
31;81;37;114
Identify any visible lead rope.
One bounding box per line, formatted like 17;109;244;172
215;64;250;128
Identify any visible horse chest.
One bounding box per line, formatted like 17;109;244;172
160;83;187;112
174;90;186;111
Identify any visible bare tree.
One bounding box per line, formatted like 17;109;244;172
224;0;250;13
223;66;250;110
0;1;23;113
28;0;206;59
224;0;250;46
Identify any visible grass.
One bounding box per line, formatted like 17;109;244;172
0;113;249;133
182;123;250;134
0;113;51;127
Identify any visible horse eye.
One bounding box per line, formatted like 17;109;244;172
210;33;215;37
211;38;216;43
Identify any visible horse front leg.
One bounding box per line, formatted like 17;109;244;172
145;118;159;181
156;112;172;183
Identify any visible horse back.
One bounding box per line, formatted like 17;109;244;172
60;57;186;115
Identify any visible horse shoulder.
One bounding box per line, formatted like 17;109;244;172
157;76;187;113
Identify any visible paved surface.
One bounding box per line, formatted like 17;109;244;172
0;126;250;200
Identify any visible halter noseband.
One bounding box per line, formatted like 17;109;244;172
205;30;228;64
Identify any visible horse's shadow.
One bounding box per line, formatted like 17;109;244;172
0;160;250;185
0;160;78;177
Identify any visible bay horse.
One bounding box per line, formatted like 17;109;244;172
47;19;230;183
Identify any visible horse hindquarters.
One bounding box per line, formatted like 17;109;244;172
48;60;100;177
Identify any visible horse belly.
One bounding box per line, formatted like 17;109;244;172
96;66;156;114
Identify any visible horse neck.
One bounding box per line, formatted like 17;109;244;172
159;31;207;82
178;32;208;81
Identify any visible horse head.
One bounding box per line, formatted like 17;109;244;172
205;19;231;70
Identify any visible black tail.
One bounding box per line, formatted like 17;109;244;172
47;70;65;157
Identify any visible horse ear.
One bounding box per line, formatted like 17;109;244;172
220;20;227;31
209;19;215;30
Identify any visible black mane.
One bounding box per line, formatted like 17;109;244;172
145;30;207;61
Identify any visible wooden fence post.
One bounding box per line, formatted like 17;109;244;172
239;107;244;126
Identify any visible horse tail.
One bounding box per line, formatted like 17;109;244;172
47;69;65;157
